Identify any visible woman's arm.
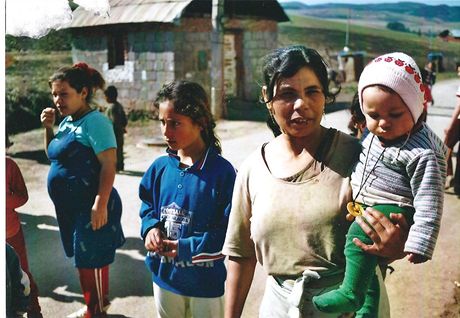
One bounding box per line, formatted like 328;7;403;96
444;99;460;148
353;208;410;262
92;148;117;230
40;107;56;155
225;255;257;318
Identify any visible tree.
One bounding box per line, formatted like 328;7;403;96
386;22;408;32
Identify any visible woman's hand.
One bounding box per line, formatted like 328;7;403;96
41;107;56;129
144;228;165;253
91;198;108;230
93;149;116;230
353;207;410;262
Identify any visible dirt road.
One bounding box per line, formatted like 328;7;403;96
8;79;460;317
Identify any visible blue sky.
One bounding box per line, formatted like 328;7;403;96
279;0;460;5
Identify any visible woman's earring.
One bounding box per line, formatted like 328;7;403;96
270;111;277;126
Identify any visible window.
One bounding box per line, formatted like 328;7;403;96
108;33;126;69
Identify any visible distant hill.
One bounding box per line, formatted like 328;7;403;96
277;13;460;73
281;1;460;22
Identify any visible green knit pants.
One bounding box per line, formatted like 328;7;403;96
313;204;413;316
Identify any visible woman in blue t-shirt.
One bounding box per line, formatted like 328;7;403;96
40;63;125;318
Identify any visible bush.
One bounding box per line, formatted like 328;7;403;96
6;88;52;134
386;22;408;33
6;29;72;52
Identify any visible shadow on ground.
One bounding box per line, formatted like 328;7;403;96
11;150;50;165
19;212;153;306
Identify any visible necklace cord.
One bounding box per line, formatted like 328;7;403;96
353;134;386;203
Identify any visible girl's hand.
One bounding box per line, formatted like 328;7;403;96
407;253;428;264
159;240;178;258
144;228;165;253
41;107;56;129
353;207;409;262
91;202;108;230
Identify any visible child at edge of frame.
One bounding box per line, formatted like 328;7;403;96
139;80;237;318
312;52;447;316
6;134;43;318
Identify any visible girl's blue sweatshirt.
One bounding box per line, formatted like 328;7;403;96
139;146;236;297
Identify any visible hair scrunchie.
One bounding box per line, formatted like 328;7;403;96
73;62;94;76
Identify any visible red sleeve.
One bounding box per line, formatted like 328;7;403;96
6;158;29;210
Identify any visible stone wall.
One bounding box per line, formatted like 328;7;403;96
70;18;279;114
242;30;278;100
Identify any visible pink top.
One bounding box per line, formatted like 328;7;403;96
6;157;28;238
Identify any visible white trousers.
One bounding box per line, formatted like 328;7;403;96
153;283;224;318
259;268;390;318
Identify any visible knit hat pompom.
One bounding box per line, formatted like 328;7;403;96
358;52;425;123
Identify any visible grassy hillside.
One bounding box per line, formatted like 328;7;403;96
282;2;460;22
6;51;72;93
279;14;460;71
6;51;72;134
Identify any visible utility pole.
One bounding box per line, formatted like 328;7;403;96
211;0;225;119
344;8;350;52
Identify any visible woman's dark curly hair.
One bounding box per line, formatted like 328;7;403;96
261;45;337;104
261;46;339;136
154;81;222;154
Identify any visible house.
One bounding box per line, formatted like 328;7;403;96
68;0;288;114
438;29;460;43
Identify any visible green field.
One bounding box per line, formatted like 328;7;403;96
279;14;460;71
6;51;72;93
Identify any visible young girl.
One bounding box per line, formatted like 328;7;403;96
313;52;447;315
40;63;125;318
139;81;236;318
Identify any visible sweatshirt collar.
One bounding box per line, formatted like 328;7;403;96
166;146;214;171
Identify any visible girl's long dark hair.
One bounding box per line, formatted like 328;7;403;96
154;81;222;154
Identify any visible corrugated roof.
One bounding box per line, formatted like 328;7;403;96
69;0;288;28
70;0;193;27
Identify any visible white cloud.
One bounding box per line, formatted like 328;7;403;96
6;0;72;38
74;0;110;18
5;0;111;39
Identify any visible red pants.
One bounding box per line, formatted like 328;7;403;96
6;227;42;317
78;266;110;318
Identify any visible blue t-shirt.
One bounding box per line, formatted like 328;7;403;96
56;110;116;154
139;146;237;298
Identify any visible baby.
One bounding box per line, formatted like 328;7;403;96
313;52;447;315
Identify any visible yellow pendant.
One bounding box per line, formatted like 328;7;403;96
347;202;364;217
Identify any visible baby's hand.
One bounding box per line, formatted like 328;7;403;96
407;253;428;264
345;213;355;222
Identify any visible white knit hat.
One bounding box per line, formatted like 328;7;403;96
358;52;426;123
